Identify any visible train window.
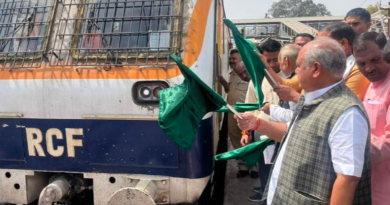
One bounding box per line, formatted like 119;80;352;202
0;0;55;69
53;0;183;67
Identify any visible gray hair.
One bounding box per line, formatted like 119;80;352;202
303;38;346;78
280;44;301;62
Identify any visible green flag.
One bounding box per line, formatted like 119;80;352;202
215;138;275;166
218;19;267;113
218;102;260;113
159;54;227;151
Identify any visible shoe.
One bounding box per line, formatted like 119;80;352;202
248;192;263;203
252;186;261;193
250;171;259;179
236;170;249;178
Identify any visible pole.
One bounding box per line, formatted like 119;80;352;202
378;4;389;38
226;104;243;120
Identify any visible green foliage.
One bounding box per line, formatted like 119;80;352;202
268;0;331;18
366;4;387;15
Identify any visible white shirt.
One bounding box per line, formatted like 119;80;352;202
245;71;287;120
267;82;368;205
344;55;356;80
269;56;356;123
245;71;287;163
270;103;297;123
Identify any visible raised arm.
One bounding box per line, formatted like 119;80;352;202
218;75;230;93
255;51;302;93
236;113;287;142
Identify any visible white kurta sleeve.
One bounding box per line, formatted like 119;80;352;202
329;106;369;177
270;105;294;123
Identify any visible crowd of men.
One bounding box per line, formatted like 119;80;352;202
221;7;389;205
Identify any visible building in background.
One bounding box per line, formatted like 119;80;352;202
232;13;388;44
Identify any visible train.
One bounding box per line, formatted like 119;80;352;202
0;0;230;204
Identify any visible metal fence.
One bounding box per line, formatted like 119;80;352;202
0;0;55;69
50;0;183;69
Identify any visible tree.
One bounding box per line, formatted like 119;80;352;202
268;0;331;18
366;4;387;15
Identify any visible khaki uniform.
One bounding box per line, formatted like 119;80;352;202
227;72;248;105
227;72;249;150
226;72;249;171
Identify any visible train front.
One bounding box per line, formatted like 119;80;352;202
0;0;228;204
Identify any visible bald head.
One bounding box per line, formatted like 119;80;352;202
279;44;301;76
280;44;301;62
235;61;245;72
302;38;346;78
296;38;346;92
235;62;250;82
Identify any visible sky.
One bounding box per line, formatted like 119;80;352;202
224;0;384;19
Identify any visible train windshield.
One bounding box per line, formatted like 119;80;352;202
77;0;173;52
56;0;182;66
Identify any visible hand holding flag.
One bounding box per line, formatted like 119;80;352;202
159;54;242;151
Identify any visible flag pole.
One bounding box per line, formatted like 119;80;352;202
226;104;243;120
264;70;279;86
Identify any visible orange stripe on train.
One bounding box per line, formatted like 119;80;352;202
0;66;181;80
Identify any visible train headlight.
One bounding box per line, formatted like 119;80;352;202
140;87;152;98
133;81;169;105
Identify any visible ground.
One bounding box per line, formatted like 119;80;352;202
223;142;260;205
